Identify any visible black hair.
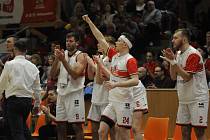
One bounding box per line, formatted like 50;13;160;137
66;32;80;42
51;40;60;45
14;38;29;52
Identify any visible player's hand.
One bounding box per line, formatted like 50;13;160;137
92;55;101;64
32;106;40;116
104;81;116;90
54;49;65;62
82;15;91;23
160;48;177;65
40;105;50;115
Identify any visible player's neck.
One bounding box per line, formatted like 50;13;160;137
68;49;77;57
119;49;129;56
180;43;189;53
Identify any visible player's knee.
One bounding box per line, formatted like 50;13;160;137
181;126;191;139
72;123;83;133
194;127;205;138
98;127;107;136
132;125;139;134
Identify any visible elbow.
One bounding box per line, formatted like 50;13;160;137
133;79;139;86
171;76;177;81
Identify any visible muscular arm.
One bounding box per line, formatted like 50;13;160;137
61;53;87;79
50;58;60;80
86;55;96;80
170;64;177;80
97;60;111;79
172;64;193;81
114;74;139;88
0;62;9;96
83;15;110;53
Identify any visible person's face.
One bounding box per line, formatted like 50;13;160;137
147;1;155;11
146;52;153;61
6;37;15;52
31;57;38;65
154;67;163;78
115;38;126;52
162;60;169;70
51;43;56;53
48;57;54;65
138;67;147;78
171;31;184;50
105;4;111;12
47;90;57;103
66;36;77;52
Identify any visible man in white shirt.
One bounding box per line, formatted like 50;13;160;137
161;29;209;140
0;38;41;140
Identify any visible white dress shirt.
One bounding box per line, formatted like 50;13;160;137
0;55;41;107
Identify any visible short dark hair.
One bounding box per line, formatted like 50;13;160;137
51;40;60;45
14;38;28;52
175;28;191;41
66;32;79;42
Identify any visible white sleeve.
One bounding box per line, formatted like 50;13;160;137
0;62;10;95
32;74;42;107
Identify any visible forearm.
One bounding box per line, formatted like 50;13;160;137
174;64;192;81
87;64;95;80
95;65;103;84
98;62;110;79
114;77;139;88
47;113;56;122
170;64;177;80
33;89;41;107
50;58;60;79
88;20;104;43
61;59;80;79
87;20;109;51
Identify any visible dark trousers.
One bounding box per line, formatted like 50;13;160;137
6;96;32;140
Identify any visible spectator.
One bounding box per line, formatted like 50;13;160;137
39;89;75;140
101;3;116;28
140;0;162;46
31;54;44;82
148;65;175;88
142;51;159;79
138;66;154;88
204;31;210;48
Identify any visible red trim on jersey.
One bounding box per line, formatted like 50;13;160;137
191;125;207;128
176;123;191;126
111;69;130;77
127;58;138;75
107;48;117;60
184;53;203;73
117;124;132;129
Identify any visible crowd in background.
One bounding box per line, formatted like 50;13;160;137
0;0;210;90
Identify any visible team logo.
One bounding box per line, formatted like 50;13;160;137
74;100;79;107
198;102;204;108
125;103;130;109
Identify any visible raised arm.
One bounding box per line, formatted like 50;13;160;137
82;15;110;53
